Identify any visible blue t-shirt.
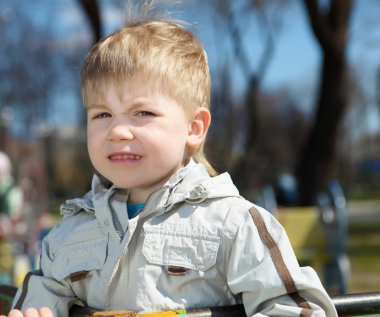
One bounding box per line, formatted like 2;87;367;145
127;203;144;219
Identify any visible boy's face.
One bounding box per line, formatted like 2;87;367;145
86;76;195;204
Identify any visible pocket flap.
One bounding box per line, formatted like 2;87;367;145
50;237;107;281
143;229;220;271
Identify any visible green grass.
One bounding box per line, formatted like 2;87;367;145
347;222;380;292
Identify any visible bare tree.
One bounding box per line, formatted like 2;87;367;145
211;0;289;190
295;0;352;205
0;8;56;138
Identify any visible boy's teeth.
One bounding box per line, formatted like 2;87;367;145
111;154;141;159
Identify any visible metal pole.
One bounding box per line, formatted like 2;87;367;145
332;292;380;316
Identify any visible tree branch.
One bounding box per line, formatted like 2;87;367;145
77;0;102;43
304;0;352;56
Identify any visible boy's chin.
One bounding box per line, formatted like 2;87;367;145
94;171;131;189
110;181;130;189
110;179;142;190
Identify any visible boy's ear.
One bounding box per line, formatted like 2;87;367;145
186;107;211;148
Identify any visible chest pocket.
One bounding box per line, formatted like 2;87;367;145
142;227;220;271
49;235;108;281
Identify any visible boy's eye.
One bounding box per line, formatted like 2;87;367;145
137;111;154;116
94;112;111;119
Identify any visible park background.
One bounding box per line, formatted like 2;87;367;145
0;0;379;295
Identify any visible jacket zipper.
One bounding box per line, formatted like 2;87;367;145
135;181;174;217
107;190;124;241
135;185;166;218
108;185;169;242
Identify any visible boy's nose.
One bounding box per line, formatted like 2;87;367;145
107;122;134;141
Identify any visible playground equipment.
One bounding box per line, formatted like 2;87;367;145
0;284;380;316
256;180;350;294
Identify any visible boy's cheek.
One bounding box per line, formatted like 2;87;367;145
87;129;103;145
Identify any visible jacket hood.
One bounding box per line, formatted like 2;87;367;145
164;160;240;207
60;160;240;216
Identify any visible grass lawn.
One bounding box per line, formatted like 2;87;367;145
348;222;380;292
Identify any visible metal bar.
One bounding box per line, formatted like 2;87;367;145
14;290;380;317
332;292;380;316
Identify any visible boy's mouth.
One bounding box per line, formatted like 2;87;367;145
108;153;142;161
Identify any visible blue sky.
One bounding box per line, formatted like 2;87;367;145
1;0;379;137
181;0;380;135
263;2;320;90
60;0;380;135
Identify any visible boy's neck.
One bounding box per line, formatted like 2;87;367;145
127;163;188;204
128;186;159;205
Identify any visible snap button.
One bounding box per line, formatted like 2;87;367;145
185;184;208;204
60;203;82;215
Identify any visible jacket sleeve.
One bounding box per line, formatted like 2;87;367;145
226;206;338;317
12;232;78;317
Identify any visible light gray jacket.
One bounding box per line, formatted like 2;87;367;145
13;161;337;317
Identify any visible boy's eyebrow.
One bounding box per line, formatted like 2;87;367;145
126;99;157;111
85;99;155;112
129;98;154;107
85;103;107;110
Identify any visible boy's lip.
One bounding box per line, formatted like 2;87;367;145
108;151;142;161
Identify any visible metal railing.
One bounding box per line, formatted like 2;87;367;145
2;287;380;316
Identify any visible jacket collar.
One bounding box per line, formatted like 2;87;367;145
60;160;240;217
163;160;240;210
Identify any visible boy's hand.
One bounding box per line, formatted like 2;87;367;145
0;308;53;317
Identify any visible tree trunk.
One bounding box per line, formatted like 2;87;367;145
77;0;102;42
231;76;259;192
296;0;352;205
296;54;347;204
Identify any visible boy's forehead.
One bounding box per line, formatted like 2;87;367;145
83;78;194;117
84;74;174;103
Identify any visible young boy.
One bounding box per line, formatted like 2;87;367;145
5;20;337;317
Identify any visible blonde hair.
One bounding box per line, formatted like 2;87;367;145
81;20;217;176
